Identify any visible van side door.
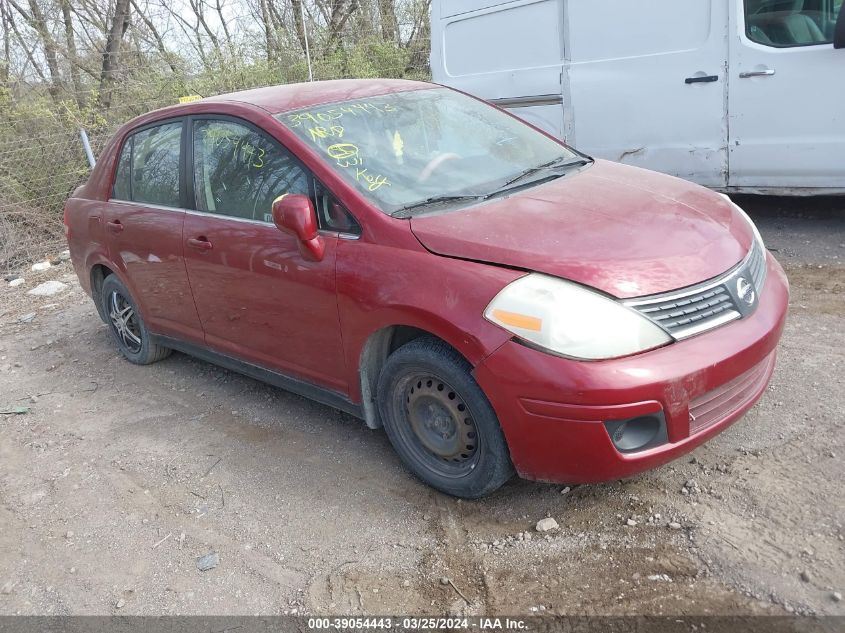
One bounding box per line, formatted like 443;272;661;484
728;0;845;190
565;0;730;187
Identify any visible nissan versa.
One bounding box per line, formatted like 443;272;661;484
65;79;788;498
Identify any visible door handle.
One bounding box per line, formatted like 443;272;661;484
739;69;775;78
106;220;123;233
187;237;213;251
685;75;719;84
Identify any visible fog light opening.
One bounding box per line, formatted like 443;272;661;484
604;413;668;454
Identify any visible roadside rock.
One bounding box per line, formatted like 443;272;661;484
31;261;51;272
8;278;24;287
196;552;219;572
535;518;559;532
27;281;67;297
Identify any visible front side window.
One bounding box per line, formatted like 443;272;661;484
131;122;182;206
745;0;843;46
192;119;309;222
278;88;578;215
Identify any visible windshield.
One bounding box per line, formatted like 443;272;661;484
277;88;580;215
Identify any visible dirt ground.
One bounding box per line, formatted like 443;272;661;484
0;197;842;617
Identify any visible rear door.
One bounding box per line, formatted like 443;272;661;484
104;120;204;343
566;0;729;187
728;0;845;190
182;116;351;392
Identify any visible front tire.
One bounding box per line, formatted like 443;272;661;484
377;337;514;498
100;275;171;365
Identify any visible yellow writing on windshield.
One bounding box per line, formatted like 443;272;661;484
355;167;389;192
327;143;361;166
308;125;344;142
287;101;398;128
321;142;390;191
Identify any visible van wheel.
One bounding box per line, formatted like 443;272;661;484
101;275;171;365
377;337;514;498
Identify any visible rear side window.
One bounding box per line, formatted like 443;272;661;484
192;119;309;222
745;0;843;46
113;139;132;200
131;122;182;206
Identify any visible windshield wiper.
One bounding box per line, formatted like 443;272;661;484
391;194;485;218
491;156;592;194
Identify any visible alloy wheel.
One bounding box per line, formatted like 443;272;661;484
108;290;143;354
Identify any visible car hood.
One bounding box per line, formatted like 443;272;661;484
409;160;755;299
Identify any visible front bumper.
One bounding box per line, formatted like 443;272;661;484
473;253;789;484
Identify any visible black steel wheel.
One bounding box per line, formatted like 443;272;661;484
377;337;513;498
100;275;171;365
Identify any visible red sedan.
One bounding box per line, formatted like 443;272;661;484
65;79;788;498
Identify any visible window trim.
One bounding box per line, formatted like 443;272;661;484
185;113;361;234
111;117;187;208
743;0;841;48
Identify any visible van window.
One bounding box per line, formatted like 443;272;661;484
745;0;843;46
192;119;310;223
131;122;182;207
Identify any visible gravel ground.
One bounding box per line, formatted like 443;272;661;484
0;197;842;616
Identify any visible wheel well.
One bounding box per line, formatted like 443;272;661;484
90;264;114;323
358;325;465;429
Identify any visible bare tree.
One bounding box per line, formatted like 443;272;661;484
1;0;11;84
60;0;84;105
8;0;64;98
319;0;359;54
129;0;178;72
98;0;132;109
377;0;397;44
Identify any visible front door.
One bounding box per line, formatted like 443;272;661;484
728;0;845;190
182;117;348;392
105;119;204;343
565;0;729;187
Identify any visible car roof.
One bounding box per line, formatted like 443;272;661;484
201;78;434;114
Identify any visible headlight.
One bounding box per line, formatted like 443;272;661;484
484;273;673;360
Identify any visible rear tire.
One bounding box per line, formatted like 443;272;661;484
377;337;514;498
101;275;171;365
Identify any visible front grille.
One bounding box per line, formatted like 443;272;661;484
688;352;775;435
624;240;767;340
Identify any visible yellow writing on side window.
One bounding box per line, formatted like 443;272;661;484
178;95;202;104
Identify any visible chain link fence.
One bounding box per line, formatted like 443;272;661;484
0;0;432;276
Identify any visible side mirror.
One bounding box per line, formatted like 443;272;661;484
835;2;845;49
272;194;325;261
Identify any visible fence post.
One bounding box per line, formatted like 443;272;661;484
79;128;96;169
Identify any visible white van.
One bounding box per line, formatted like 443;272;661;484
431;0;845;194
